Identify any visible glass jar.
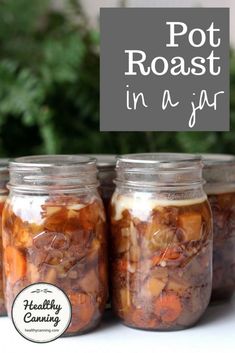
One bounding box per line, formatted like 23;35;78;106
97;155;116;209
110;153;212;330
93;155;116;310
2;155;108;335
203;154;235;301
85;155;116;210
0;159;9;316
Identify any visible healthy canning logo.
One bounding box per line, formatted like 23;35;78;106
11;283;72;343
100;8;229;131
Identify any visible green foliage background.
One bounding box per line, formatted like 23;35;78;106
0;0;234;157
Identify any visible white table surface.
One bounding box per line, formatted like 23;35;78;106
0;297;234;353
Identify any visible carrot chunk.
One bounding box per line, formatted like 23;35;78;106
129;308;159;329
154;293;182;323
151;248;182;266
4;246;26;284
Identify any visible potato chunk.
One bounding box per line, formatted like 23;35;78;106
120;288;131;311
166;279;188;294
144;277;167;297
179;212;202;241
79;269;99;293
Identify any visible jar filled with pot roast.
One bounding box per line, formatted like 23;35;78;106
95;154;116;309
110;154;213;330
2;155;108;335
97;155;116;210
203;154;235;302
85;154;116;210
0;159;9;316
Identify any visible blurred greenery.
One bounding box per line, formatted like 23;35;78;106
0;0;234;157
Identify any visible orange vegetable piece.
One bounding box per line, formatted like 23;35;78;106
79;201;100;230
0;200;5;216
129;308;159;329
179;212;202;241
67;292;94;333
4;246;26;284
163;248;182;260
154;293;182;323
151;255;162;266
151;248;182;265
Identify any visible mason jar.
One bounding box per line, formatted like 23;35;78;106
93;155;116;310
85;154;116;210
2;155;108;335
0;159;9;316
110;154;212;330
97;155;116;209
203;154;235;301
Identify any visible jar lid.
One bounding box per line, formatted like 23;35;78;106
116;153;203;188
9;155;98;192
10;155;95;167
117;153;202;170
202;154;235;166
202;154;235;191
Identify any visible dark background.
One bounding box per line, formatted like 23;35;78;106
0;0;234;157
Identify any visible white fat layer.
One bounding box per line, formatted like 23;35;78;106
112;193;207;221
9;195;97;224
66;204;86;210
